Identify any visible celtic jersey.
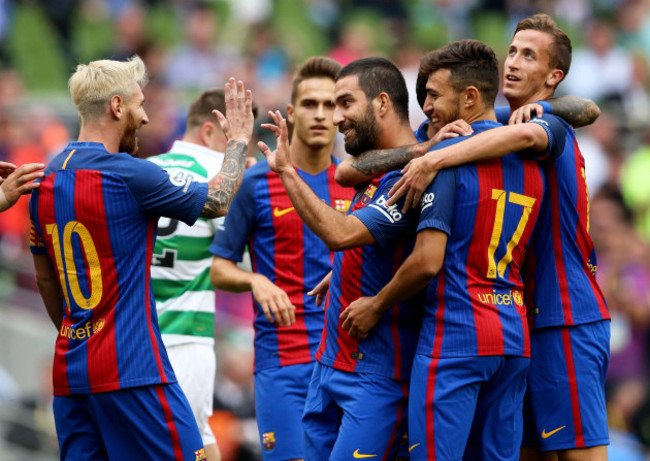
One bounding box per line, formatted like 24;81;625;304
149;140;224;347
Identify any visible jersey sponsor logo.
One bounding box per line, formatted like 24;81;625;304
353;449;377;458
194;448;207;460
262;432;276;450
150;158;196;169
360;184;377;205
59;319;105;340
420;192;435;212
273;206;295;217
588;262;597;276
369;195;403;223
476;289;524;308
541;426;566;439
408;443;421;453
334;199;352;212
168;170;195;192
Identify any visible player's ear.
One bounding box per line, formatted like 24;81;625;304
463;86;480;108
110;95;123;120
546;69;564;88
375;92;391;118
287;104;295;125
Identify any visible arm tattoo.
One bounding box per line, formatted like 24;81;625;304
201;140;248;218
547;96;600;128
350;145;418;177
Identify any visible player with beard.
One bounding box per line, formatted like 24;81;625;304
258;57;422;461
28;55;254;460
209;57;354;461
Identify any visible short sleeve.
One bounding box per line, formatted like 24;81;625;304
209;169;258;262
528;114;567;159
122;157;208;226
353;172;418;246
417;168;456;236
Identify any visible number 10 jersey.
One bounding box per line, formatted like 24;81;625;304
29;142;208;396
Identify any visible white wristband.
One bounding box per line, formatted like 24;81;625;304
0;184;11;212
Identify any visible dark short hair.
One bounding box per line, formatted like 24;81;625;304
336;57;410;123
186;88;258;131
419;39;499;107
514;14;572;85
290;56;342;104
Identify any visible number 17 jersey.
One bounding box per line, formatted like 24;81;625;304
417;121;546;358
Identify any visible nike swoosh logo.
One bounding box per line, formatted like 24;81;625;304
353;449;377;458
408;443;420;452
541;426;566;439
273;206;294;217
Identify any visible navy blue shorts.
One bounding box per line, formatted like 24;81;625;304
302;362;408;461
409;354;529;461
254;362;315;460
522;320;610;451
53;383;205;460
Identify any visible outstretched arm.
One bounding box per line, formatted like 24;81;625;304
339;228;447;340
387;121;550;211
258;111;375;251
200;78;255;218
334;120;473;187
210;256;295;326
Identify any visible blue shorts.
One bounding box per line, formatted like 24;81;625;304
302;362;408;461
522;320;610;451
409;354;529;461
255;362;314;460
53;383;205;460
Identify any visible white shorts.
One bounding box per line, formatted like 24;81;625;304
166;342;217;446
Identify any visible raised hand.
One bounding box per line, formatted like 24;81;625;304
0;163;45;212
257;110;294;175
213;78;255;143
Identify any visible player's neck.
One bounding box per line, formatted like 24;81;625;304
77;123;121;154
289;138;333;174
508;88;554;112
462;107;497;125
376;123;417;150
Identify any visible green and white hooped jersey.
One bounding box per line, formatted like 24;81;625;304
149;140;224;347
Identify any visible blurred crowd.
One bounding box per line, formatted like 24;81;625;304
1;0;650;459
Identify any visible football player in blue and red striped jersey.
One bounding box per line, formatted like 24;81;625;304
29;56;254;460
209;56;354;461
340;40;546;461
258;57;423;461
342;14;609;461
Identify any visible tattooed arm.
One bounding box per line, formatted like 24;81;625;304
509;96;600;128
334;119;472;187
200;78;254;218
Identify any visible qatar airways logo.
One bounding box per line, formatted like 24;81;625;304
369;195;403;223
477;289;524;308
59;319;105;340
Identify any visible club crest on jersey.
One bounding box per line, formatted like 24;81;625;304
360;184;377;205
334;199;352;212
263;432;276;450
194;448;207;460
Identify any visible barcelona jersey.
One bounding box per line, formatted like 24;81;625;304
29;142;208;396
315;172;423;381
521;115;609;329
210;158;354;372
415;120;545;358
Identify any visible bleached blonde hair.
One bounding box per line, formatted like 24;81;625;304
69;55;148;123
